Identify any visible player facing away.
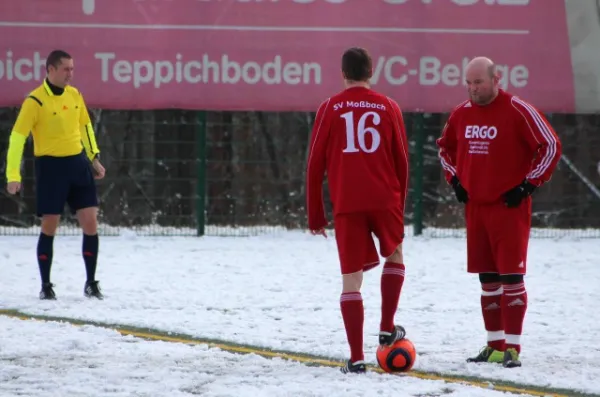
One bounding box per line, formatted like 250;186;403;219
5;50;106;300
305;47;410;374
437;57;562;368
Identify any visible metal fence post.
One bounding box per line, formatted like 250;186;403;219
196;111;207;237
413;113;425;236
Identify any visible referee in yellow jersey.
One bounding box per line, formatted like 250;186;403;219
5;50;106;300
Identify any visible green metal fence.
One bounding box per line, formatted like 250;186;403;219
0;108;599;237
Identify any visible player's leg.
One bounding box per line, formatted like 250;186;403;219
340;268;365;372
369;206;407;346
490;199;531;368
499;273;525;368
465;203;505;363
473;272;505;363
38;215;60;299
68;153;103;299
76;207;102;299
34;157;69;300
334;212;378;374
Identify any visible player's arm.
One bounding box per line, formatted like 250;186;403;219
388;99;410;207
79;92;100;161
6;96;39;183
436;114;459;184
305;99;331;231
510;97;562;186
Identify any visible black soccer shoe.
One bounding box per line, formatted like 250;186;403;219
466;346;504;363
84;280;104;300
379;325;406;346
39;283;57;300
340;360;367;374
503;348;522;368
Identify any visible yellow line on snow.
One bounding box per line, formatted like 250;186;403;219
0;310;569;397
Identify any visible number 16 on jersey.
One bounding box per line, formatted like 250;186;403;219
341;111;382;154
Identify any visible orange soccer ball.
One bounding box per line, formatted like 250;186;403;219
376;338;417;373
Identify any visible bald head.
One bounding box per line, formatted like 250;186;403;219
465;56;499;105
466;57;496;78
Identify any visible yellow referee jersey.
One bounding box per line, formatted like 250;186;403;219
6;80;100;182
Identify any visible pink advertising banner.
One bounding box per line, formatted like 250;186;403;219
0;0;575;112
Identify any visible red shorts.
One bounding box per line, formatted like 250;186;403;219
465;198;531;275
334;206;405;275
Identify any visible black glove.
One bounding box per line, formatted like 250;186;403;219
451;175;469;204
503;180;537;208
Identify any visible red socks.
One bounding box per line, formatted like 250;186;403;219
380;262;405;333
502;282;528;354
340;292;364;362
480;281;528;354
340;262;406;363
481;282;505;351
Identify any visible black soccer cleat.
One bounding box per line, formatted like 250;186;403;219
503;348;522;368
84;280;104;300
466;346;504;363
340;359;366;374
379;325;406;346
39;283;57;300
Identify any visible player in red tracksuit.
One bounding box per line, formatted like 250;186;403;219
437;57;562;368
305;47;410;374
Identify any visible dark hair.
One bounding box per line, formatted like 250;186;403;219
341;47;372;82
46;50;72;72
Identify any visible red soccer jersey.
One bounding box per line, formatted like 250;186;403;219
437;89;562;204
305;87;409;231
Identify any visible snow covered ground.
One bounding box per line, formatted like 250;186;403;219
0;316;537;397
1;231;599;396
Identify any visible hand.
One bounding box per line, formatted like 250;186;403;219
92;159;106;180
451;175;469;204
6;182;21;195
503;180;537;208
310;228;328;238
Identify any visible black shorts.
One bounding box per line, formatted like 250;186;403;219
34;151;99;217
